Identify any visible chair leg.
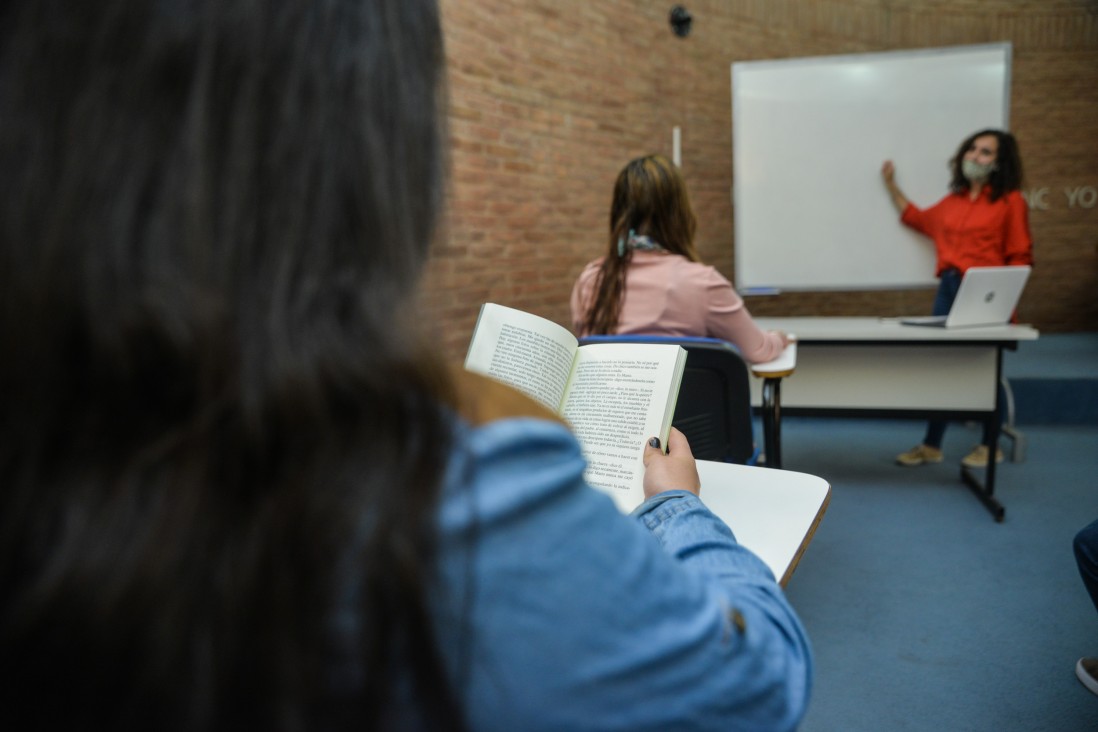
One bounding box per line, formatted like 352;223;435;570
762;377;783;469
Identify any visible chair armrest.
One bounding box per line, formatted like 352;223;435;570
750;342;797;379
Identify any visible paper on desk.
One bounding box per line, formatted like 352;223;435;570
751;341;797;375
696;460;829;585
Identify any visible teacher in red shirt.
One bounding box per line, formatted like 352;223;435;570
881;128;1034;469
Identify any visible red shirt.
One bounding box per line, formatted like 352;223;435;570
901;188;1033;276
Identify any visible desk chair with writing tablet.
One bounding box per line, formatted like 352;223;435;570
578;335;789;467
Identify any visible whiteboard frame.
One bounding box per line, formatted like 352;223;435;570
731;43;1012;293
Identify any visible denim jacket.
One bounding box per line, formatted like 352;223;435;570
429;416;812;731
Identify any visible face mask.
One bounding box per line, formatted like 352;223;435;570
962;159;996;181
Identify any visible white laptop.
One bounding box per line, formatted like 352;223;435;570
901;265;1031;328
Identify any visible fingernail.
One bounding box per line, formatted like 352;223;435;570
648;437;661;449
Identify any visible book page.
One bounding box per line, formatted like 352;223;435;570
464;303;578;412
560;343;685;512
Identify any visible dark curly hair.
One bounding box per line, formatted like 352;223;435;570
948;128;1025;201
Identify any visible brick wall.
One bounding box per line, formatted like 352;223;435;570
425;0;1098;361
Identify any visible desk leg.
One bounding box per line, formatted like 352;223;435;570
960;408;1005;522
762;378;782;469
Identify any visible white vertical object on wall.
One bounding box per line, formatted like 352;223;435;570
672;126;682;167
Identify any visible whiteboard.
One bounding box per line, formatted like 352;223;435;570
731;43;1011;292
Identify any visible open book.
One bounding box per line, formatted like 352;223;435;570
464;303;687;512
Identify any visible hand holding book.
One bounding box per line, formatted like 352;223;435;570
642;428;700;500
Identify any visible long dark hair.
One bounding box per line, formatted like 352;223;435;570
580;154;699;335
0;1;462;729
948;128;1025;202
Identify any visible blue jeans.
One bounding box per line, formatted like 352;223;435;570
1076;519;1098;615
931;268;964;319
922;269;1005;449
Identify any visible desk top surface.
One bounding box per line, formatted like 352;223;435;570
696;461;830;586
756;316;1039;343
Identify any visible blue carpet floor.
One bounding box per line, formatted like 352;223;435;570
763;333;1098;730
777;417;1098;731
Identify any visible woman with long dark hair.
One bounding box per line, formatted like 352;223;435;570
882;129;1033;469
0;3;811;729
571;154;788;363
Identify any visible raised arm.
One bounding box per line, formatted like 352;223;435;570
881;160;910;214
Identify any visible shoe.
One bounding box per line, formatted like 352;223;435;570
960;444;1005;468
1076;657;1098;696
895;444;943;466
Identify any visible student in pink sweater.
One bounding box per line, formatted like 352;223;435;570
571;154;788;364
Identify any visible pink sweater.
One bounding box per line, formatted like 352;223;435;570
570;252;786;364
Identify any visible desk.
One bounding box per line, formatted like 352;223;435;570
696;460;830;586
752;317;1039;521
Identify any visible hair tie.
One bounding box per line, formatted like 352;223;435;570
618;229;665;256
626;230;665;253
